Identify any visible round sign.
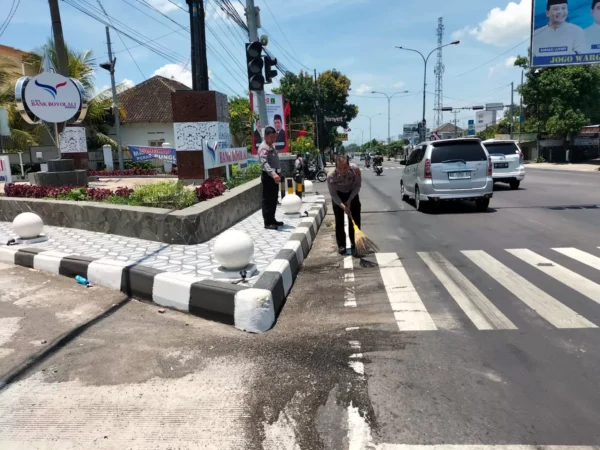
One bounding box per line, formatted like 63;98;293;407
24;72;82;123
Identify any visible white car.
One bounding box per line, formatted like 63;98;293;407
482;139;525;190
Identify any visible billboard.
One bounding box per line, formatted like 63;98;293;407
250;93;289;154
531;0;600;67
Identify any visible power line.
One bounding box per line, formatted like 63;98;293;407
261;0;296;59
0;0;20;38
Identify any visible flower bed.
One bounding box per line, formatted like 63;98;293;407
88;168;158;177
3;178;227;210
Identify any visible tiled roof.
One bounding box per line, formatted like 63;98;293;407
118;76;190;124
0;44;28;55
438;122;464;133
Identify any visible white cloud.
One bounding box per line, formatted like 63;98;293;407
153;64;192;88
206;2;246;26
120;78;135;89
505;56;517;67
452;0;531;46
147;0;182;13
355;84;373;96
393;81;406;89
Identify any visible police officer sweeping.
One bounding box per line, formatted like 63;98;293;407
259;126;284;230
327;155;362;255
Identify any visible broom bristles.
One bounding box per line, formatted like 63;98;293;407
352;223;379;257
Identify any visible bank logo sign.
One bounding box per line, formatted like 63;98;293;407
24;72;82;123
531;0;600;67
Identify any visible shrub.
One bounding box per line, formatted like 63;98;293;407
125;161;155;171
225;163;262;189
115;186;134;198
4;184;77;199
86;187;112;201
535;156;546;163
129;181;197;209
196;177;226;201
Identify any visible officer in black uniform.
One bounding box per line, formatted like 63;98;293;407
259;126;284;230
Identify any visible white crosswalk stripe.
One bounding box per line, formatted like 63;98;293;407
462;251;596;329
356;247;600;332
507;249;600;306
375;253;437;331
418;252;517;330
553;247;600;272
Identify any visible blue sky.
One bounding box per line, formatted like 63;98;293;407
2;0;533;143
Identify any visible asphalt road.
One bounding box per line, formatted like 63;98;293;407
309;160;600;447
1;163;600;449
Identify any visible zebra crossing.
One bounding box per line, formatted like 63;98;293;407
348;246;600;332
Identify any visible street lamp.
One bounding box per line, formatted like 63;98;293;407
396;40;460;142
354;127;364;147
371;90;409;145
359;113;382;154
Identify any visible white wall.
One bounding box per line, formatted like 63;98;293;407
108;123;174;148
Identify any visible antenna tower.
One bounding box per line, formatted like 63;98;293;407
434;17;445;129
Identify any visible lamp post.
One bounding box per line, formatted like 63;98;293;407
354;127;364;147
359;113;382;154
371;91;409;145
396;41;460;142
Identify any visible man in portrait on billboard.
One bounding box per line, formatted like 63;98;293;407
273;114;287;152
584;0;600;52
253;119;262;153
533;0;586;58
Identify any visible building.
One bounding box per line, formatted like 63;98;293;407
475;110;497;133
0;44;36;76
402;123;431;145
437;122;464;140
108;75;190;148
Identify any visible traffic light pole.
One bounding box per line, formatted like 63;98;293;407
105;26;124;170
246;0;269;134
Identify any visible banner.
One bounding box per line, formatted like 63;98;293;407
250;92;289;154
128;145;176;162
531;0;600;67
0;156;12;183
204;146;248;170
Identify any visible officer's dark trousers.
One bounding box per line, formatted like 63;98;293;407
333;192;361;249
262;172;279;226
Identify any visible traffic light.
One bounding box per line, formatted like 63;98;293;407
245;42;264;91
264;55;278;84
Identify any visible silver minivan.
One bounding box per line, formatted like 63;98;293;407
482;139;525;189
400;138;494;211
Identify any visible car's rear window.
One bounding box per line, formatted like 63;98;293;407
484;142;519;155
431;141;487;163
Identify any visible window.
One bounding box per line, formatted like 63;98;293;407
431;141;487;163
483;142;519;155
148;139;165;147
408;146;423;165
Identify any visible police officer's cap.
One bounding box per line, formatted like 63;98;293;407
547;0;567;9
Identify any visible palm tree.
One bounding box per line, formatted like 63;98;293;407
0;38;125;152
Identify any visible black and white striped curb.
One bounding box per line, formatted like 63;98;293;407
0;197;328;333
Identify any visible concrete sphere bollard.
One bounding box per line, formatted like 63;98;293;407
12;212;44;239
281;194;302;214
214;230;254;270
304;180;313;194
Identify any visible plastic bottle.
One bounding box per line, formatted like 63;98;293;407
75;275;91;287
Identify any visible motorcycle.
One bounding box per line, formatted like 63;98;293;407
374;165;383;176
305;165;328;183
365;160;371;169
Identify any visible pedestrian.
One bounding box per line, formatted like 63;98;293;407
294;153;304;181
259;126;284;230
327;154;362;255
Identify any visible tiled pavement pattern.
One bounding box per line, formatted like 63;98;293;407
0;196;325;286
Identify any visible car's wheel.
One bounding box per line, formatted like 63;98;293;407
401;182;408;201
509;180;520;190
316;171;327;183
415;186;426;211
476;198;490;212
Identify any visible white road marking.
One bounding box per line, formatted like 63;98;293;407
375;253;437;331
463;250;596;329
347;402;372;450
508;249;600;306
346;326;360;331
553;247;600;272
344;214;351;250
344;272;357;307
349;341;361;350
344;255;354;270
348;361;365;375
377;446;600;450
418;252;517;330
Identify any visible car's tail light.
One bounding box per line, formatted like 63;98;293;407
424;158;432;179
487;156;492;176
518;150;524;164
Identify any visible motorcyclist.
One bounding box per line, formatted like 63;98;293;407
373;152;384;172
364;153;371;168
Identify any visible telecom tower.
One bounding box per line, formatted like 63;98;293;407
434;17;445;129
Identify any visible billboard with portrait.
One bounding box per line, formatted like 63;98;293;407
531;0;600;67
250;92;289;154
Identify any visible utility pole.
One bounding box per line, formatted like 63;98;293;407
372;90;409;145
48;0;68;76
510;81;515;140
105;26;124;170
246;0;269;133
360;113;381;154
519;71;523;143
194;1;209;90
187;1;197;90
452;110;460;138
434;17;445;129
314;69;320;153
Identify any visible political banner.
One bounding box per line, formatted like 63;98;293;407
250;92;289;154
128;145;176;162
531;0;600;67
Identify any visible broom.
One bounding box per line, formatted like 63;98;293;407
347;214;378;257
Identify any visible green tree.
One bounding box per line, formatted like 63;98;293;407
514;55;600;142
228;96;254;147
